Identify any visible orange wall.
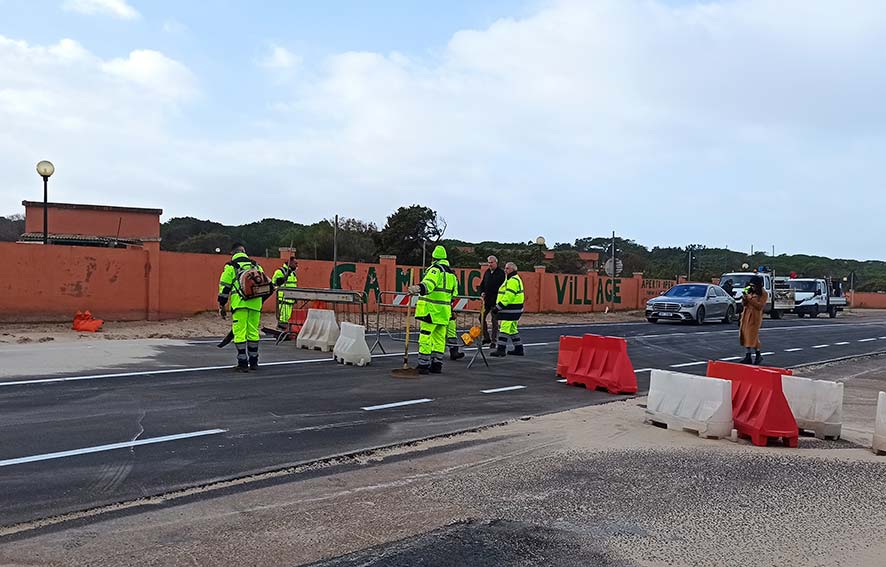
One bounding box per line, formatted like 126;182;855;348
25;204;161;238
847;292;886;309
0;242;148;321
0;242;680;321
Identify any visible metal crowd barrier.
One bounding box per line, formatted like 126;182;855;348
274;288;367;344
371;291;483;354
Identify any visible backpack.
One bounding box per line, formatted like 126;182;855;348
228;259;274;300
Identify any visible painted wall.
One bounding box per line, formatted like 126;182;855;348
0;242;676;321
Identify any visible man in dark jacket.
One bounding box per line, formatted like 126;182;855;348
479;255;506;345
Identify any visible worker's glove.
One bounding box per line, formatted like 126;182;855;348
407;285;422;295
218;306;227;319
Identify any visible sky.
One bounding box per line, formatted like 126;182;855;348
1;0;885;259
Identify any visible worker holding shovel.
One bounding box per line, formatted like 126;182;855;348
407;245;458;375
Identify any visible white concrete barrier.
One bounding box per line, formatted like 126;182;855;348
874;391;886;456
781;375;843;440
646;369;733;439
333;322;372;367
296;309;340;352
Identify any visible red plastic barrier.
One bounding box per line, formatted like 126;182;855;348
72;310;104;333
706;360;798;447
556;335;583;378
564;334;638;394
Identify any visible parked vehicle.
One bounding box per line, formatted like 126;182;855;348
787;278;847;318
646;283;736;325
719;270;795;319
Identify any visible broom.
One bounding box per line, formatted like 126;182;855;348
391;269;420;378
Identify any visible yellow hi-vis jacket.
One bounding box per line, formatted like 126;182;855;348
415;259;458;325
495;273;524;321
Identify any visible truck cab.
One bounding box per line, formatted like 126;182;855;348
720;271;795;319
787;278;846;318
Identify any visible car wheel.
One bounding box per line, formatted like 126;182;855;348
647;318;658;324
828;306;837;318
797;313;805;318
694;306;705;325
771;309;782;320
722;305;735;324
809;305;819;319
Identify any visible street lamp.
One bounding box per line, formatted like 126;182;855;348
36;160;55;245
535;236;546;266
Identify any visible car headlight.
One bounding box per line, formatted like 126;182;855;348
683;303;696;309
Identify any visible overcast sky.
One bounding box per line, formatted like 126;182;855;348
1;0;885;259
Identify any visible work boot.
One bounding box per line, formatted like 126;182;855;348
489;346;507;357
430;361;443;374
418;365;430;375
754;352;763;366
508;345;525;356
450;347;465;361
482;338;491;346
741;353;752;365
249;356;259;371
234;360;250;373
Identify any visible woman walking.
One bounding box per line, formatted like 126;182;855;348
740;275;767;365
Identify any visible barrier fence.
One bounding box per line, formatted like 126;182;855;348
274;288;367;343
371;291;483;354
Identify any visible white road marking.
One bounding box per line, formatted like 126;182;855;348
785;348;803;352
481;385;527;394
720;356;743;361
556;379;567;383
835;342;850;346
0;429;227;468
361;399;433;411
634;368;653;373
761;352;775;356
670;361;706;368
859;338;877;342
812;344;830;349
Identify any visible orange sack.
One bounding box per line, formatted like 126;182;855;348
72;310;104;333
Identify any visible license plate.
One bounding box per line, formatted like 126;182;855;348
657;312;673;317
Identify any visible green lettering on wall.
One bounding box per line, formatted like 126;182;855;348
467;270;481;296
604;279;613;302
572;276;582;304
596;279;605;304
555;275;569;304
364;267;380;302
582;277;593;305
396;268;414;291
331;263;356;289
613;279;622;304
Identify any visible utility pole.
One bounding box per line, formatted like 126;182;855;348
687;245;692;281
333;214;338;274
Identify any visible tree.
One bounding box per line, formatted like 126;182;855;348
0;214;25;242
378;205;447;265
547;250;585;274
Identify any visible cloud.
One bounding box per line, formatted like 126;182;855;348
162;20;187;34
102;50;197;100
259;45;302;72
62;0;140;20
3;0;886;259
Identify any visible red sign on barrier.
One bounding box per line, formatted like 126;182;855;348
706;360;798;447
562;334;638;395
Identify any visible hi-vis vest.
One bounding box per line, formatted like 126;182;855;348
415;261;457;325
496;273;524;321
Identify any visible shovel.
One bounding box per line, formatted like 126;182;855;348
392;272;420;379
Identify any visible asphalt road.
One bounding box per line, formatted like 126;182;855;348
2;315;886;527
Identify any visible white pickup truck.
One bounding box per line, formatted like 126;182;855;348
785;278;848;318
720;271;795;319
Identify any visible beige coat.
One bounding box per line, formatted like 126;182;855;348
740;290;768;349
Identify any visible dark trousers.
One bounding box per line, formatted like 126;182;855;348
482;308;499;343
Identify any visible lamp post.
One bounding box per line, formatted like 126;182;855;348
535;236;546;267
36;160;55;245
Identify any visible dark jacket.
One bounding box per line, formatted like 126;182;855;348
479;266;506;308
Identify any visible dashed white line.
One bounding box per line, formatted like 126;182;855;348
634;368;653;373
361;399;433;411
481;385;527;394
835;342;850;346
858;338;877;343
812;344;830;349
0;429;227;468
720;356;743;361
556;379;567;383
761;352;775;356
785;348;803;352
670;361;707;368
